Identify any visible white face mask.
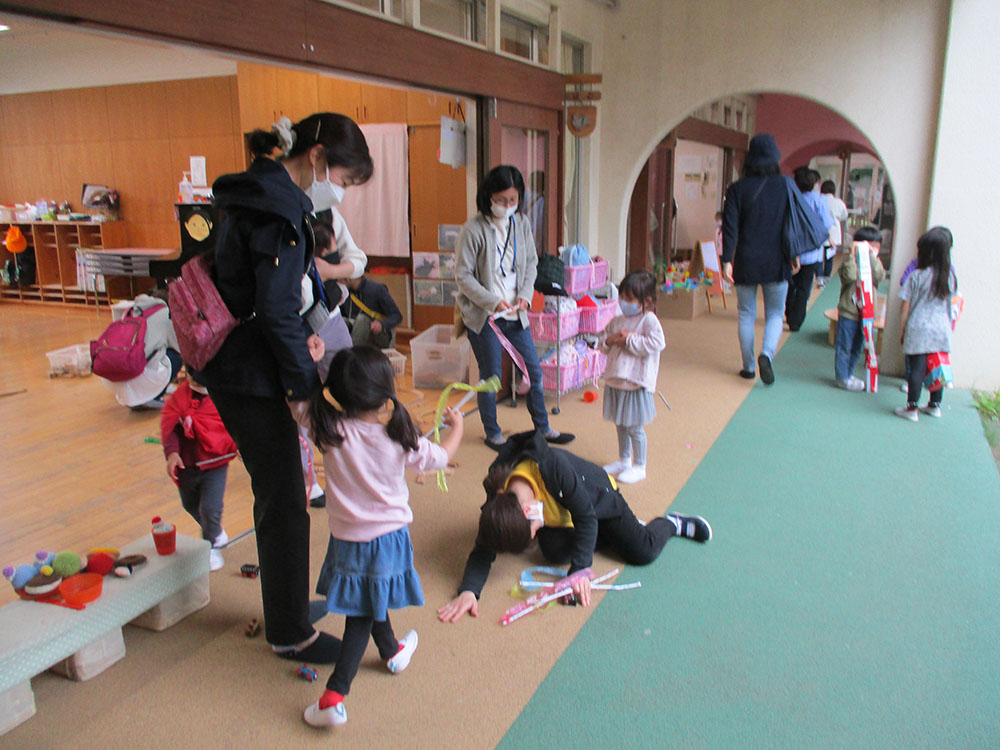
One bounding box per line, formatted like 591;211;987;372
524;500;544;522
491;202;517;221
305;164;345;212
619;300;642;317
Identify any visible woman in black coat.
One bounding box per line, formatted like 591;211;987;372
199;113;372;663
437;430;712;622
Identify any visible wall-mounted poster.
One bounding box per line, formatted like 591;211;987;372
438;224;461;251
442;280;460;306
413;252;440;278
438;253;456;279
414;279;444;306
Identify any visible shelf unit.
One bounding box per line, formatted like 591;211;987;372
0;221;127;308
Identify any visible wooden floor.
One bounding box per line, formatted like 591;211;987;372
0;302;457;606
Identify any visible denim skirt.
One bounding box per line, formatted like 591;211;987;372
315;526;423;621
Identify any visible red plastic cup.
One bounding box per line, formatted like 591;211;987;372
582;390;598;403
151;516;176;555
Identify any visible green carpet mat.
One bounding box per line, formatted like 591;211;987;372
500;285;1000;749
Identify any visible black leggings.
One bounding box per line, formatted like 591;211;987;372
906;353;944;408
326;616;399;695
536;498;675;567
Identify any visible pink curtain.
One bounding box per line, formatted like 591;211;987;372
337;123;410;258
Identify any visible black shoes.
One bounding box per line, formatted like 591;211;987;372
667;514;713;542
757;354;775;385
739;369;756;380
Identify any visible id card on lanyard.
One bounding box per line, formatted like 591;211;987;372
497;216;517;279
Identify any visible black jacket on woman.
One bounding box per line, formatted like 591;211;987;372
721;174;795;285
458;430;632;597
196;157;320;401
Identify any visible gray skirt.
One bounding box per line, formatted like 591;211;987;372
603;386;656;427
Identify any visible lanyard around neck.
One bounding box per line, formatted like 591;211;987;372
497;216;516;278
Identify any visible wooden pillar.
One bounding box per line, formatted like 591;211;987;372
627;160;651;273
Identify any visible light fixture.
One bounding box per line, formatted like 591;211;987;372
0;25;9;32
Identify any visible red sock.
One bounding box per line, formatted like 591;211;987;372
319;690;344;710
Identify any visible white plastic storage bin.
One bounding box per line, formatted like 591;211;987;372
49;628;125;681
382;348;407;377
46;344;92;377
410;325;471;389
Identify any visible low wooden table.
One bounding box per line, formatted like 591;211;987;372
824;294;887;353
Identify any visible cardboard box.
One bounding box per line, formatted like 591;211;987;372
656;287;709;320
49;628;125;681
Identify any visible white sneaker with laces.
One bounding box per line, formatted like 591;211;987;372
894;407;919;422
304;700;347;727
616;465;646;484
899;382;909;393
920;404;942;418
602;459;631;475
387;630;418;674
213;529;228;548
209;549;224;571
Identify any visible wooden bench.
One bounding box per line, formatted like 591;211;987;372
0;533;209;735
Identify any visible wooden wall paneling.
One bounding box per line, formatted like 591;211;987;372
164;76;240;138
406;91;452;125
124;221;179;250
51;87;110;143
6;144;63;204
360;83;407;123
0;148;13;203
274;68;319;124
237;61;279;134
0;91;58;146
57;142;116;208
105;82;171;141
228;76;245;169
316;75;362;121
109;138;176;226
169;135;241;190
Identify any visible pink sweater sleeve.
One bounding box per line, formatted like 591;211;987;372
404;436;451;473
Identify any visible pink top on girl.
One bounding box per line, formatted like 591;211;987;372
600;310;665;392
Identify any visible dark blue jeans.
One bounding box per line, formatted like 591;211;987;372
466;317;549;441
833;317;863;383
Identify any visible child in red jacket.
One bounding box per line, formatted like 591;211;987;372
161;373;238;570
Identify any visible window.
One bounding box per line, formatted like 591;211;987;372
337;0;403;20
500;11;548;65
420;0;484;43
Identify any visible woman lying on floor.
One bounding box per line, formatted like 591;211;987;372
437;430;712;622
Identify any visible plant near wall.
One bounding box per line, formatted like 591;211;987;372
972;389;1000;423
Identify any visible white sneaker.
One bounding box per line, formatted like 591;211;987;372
304;700;347;727
837;377;865;392
920;404;942;418
602;459;631;475
894;407;919;422
209;549;224;571
387;630;418;674
213;529;228;548
616;465;647;484
899;382;909;393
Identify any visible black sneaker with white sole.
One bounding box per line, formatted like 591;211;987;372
666;513;713;542
757;354;774;385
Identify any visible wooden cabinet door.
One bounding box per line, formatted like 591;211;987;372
274;68;319;124
317;76;362;121
406;91;452;125
360;83;407;123
237;62;279;133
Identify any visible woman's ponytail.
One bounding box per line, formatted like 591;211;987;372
386;395;420;452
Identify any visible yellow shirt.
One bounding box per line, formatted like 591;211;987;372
506;459;618;529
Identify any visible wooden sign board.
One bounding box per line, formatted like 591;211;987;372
687;239;727;312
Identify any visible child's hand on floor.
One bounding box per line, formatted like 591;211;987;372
166;452;184;480
571;576;592;607
437;591;478;622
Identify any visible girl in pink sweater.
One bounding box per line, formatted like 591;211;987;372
297;346;463;728
599;270;665;484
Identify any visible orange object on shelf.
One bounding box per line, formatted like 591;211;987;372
59;573;103;607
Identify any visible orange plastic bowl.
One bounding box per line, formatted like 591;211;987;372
59;573;103;606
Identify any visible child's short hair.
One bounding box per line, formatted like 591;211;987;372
478;492;532;554
793;166;817;192
618;269;656;305
853;226;882;244
820;180;836;195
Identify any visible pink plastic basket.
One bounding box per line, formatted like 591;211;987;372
578;299;618;333
541;359;580;392
527;308;581;341
563;260;609;295
578;349;607;384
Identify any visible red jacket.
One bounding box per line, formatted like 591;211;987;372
160;381;237;474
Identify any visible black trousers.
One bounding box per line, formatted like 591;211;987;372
906;353;943;408
785;261;820;331
536;494;675;567
327;616;398;695
210;390;315;647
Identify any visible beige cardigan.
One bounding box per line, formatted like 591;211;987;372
454;213;538;334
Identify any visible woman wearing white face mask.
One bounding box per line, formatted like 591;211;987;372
455;165;573;451
436;429;712;623
196;112;373;666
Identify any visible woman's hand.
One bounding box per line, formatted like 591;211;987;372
571;576;592;607
437;591;478;622
494;300;514;314
370;319;383;335
516;298;530;312
722;262;735;286
307;334;325;363
166;452;184;481
790;256;801;275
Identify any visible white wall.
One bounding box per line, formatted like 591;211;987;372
0;14;236;94
922;0;1000;390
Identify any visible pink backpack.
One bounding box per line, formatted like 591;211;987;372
90;304;165;381
168;254;238;371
